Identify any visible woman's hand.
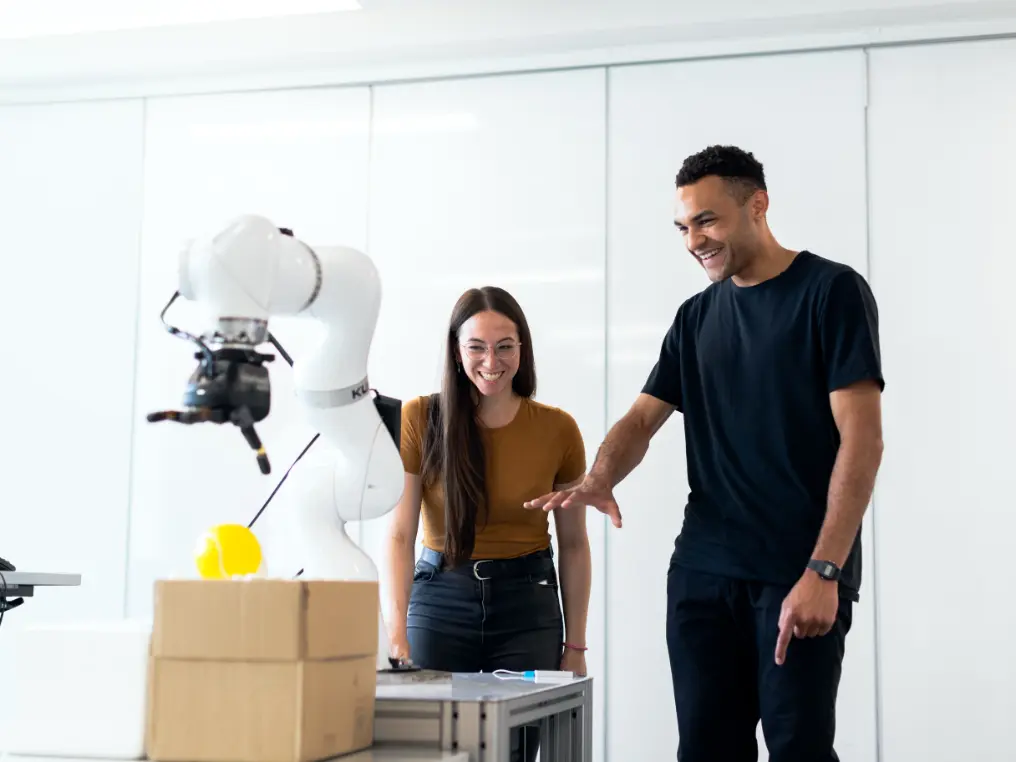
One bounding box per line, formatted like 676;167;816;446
390;630;412;663
560;646;587;676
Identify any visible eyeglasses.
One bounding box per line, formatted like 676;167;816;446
459;340;522;360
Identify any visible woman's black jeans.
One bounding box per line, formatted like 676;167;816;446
407;546;564;762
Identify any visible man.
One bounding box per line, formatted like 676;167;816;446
526;145;884;761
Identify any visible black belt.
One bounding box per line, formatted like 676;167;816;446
419;546;553;581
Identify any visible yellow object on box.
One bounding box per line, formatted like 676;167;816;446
193;524;262;579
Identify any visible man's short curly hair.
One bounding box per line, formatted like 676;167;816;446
675;145;766;204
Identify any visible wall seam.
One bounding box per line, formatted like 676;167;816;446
358;83;376;552
122;96;149;617
862;44;885;762
601;64;611;762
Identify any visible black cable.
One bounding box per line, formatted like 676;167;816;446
268;333;293;367
247;333;315;579
160;290;216;371
246;433;319;530
0;567;24;629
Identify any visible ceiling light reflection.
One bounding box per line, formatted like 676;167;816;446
0;0;362;39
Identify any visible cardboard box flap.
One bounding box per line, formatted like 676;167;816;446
152;579;378;661
303;580;377;660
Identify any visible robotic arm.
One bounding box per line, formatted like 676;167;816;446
148;214;406;669
149;214;400;475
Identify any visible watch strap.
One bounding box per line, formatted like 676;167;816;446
807;558;841;581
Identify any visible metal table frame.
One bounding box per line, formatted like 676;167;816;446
374;672;593;762
0;571;80;599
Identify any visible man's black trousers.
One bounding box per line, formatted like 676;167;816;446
666;557;853;762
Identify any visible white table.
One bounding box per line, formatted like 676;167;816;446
374;671;593;762
0;571;81;599
348;749;470;761
1;747;468;762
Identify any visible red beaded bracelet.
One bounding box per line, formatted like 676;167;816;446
564;643;588;652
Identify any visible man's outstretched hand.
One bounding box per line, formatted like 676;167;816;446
523;476;623;528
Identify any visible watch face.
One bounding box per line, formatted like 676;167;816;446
810;560;839;579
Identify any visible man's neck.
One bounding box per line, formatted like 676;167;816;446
732;242;799;287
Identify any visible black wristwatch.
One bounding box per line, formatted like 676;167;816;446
807;559;841;581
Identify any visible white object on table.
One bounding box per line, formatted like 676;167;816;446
3;619;152;759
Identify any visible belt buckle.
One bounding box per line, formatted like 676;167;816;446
472;560;492;581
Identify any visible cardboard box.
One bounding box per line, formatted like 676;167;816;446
146;579;378;762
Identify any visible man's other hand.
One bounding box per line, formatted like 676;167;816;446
774;570;839;666
523;476;623;529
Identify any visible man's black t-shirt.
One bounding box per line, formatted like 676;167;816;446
642;251;884;601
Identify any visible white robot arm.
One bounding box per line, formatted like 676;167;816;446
148;214;406;669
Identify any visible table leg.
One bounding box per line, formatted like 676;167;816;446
558;708;574;760
562;682;592;762
486;702;513;762
538;715;555;762
550;681;592;762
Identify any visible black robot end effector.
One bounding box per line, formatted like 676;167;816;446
149;289;277;476
150;361;273;474
206;355;273;475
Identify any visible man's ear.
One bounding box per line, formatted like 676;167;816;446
751;190;769;220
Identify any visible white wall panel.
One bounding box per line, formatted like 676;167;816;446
0;98;144;745
362;69;608;762
606;51;872;761
127;87;371;617
868;38;1016;762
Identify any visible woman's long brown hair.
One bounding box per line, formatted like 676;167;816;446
419;286;536;567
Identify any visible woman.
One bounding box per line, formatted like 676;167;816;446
385;286;591;752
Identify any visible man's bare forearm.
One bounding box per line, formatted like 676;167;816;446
811;436;884;569
587;413;654;488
